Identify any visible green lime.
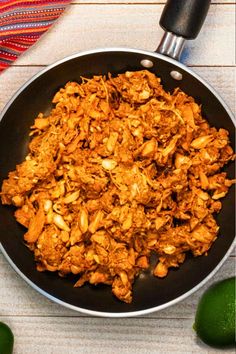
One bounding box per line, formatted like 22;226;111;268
0;322;14;354
194;277;236;348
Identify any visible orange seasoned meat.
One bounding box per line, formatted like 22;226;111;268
1;70;235;303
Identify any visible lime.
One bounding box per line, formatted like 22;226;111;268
0;322;14;354
194;277;236;348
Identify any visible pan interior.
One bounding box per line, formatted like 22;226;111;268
0;50;235;314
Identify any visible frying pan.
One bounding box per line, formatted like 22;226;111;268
0;0;235;317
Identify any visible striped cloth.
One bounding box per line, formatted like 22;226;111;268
0;0;71;73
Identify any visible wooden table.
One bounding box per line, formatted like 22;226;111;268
0;1;235;353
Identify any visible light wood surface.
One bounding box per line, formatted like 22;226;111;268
0;1;235;353
15;4;235;66
76;1;234;4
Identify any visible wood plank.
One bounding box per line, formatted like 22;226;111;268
0;252;234;318
192;66;236;115
0;67;41;111
0;315;235;354
0;66;235;113
74;1;235;4
14;4;235;66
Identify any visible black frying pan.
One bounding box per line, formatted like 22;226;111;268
0;0;235;317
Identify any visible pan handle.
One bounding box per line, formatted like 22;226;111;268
156;0;211;61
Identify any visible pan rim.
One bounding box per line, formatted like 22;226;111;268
0;47;235;317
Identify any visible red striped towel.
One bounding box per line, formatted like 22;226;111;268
0;0;71;73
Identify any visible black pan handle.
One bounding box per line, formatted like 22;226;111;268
160;0;211;39
157;0;211;60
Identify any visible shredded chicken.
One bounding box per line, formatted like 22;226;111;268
1;70;235;303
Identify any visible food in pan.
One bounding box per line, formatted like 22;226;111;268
1;70;235;303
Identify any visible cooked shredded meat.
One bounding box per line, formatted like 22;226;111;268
1;70;235;303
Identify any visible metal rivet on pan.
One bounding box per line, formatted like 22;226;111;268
140;59;154;68
170;70;183;80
